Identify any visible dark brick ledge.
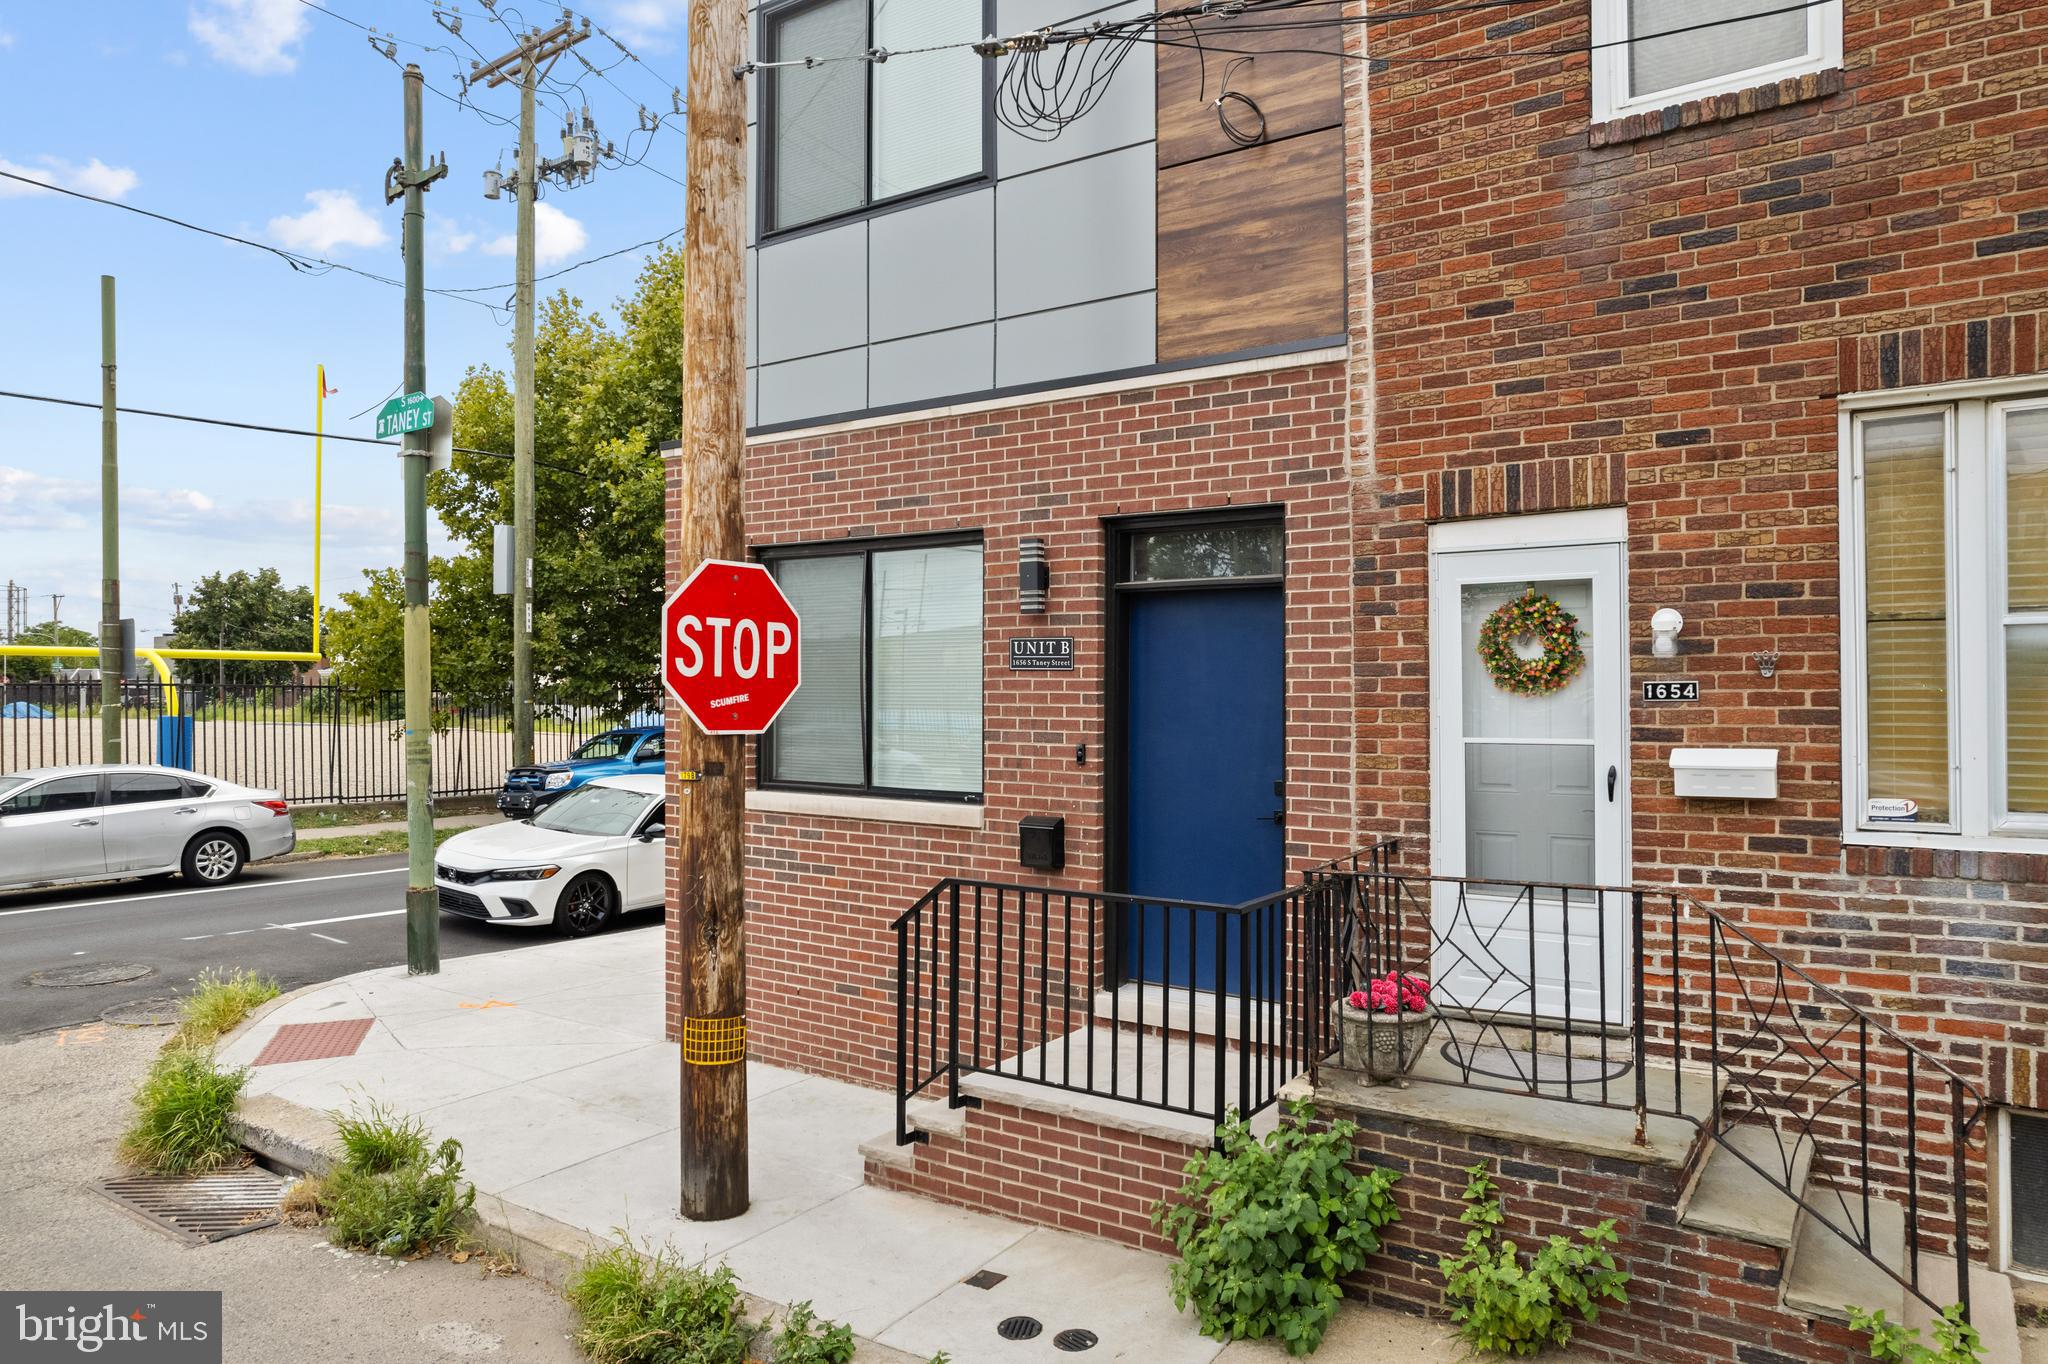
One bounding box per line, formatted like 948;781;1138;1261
1589;69;1845;149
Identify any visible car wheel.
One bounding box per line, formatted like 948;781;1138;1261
181;832;246;885
555;873;616;937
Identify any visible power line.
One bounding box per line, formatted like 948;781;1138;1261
0;388;588;473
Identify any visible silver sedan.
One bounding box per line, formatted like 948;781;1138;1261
0;764;298;892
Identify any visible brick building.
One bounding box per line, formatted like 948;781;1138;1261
666;0;2047;1358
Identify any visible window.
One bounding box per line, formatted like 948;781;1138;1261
108;773;188;806
1845;394;2048;843
1591;0;1841;122
633;736;664;765
762;539;983;798
2003;1109;2048;1279
763;0;986;234
1;775;101;815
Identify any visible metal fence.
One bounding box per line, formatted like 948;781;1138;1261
0;681;653;805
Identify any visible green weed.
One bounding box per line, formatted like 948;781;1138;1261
566;1240;757;1364
174;967;279;1047
119;1047;248;1175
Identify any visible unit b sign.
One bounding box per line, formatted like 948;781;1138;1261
1009;637;1075;671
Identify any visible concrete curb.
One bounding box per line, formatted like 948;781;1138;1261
232;1081;929;1364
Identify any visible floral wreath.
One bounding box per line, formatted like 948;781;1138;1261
1476;589;1584;696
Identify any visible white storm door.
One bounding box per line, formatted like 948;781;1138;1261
1430;540;1629;1026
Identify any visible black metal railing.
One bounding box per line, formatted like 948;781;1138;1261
0;680;648;804
1334;844;1988;1321
892;874;1352;1147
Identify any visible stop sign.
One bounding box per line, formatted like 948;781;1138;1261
662;559;802;735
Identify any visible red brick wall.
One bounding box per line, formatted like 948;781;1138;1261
1353;0;2048;1227
683;359;1357;1088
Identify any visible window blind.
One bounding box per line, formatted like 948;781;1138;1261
769;555;866;785
1862;412;1951;823
870;544;983;794
870;0;982;201
1628;0;1807;102
2006;408;2048;815
770;0;867;229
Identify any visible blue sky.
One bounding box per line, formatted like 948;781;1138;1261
0;0;687;641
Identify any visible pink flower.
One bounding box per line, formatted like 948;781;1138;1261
1347;972;1430;1014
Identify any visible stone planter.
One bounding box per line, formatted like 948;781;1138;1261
1334;1002;1437;1081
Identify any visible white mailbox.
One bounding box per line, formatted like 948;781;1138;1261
1669;748;1779;800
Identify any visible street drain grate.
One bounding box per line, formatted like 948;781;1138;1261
30;962;153;988
96;1167;289;1245
253;1017;374;1066
1054;1329;1099;1352
102;996;185;1026
996;1316;1043;1341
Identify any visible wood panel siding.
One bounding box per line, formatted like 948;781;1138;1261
1155;18;1342;169
1155;127;1345;363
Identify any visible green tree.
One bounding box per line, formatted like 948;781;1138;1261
323;568;405;694
431;245;681;715
324;557;510;704
2;620;96;682
171;568;315;687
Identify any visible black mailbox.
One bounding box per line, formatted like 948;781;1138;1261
1018;816;1065;871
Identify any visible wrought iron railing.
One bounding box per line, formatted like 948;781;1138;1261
892;873;1355;1147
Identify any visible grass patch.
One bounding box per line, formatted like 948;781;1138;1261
119;1047;248;1175
295;825;467;859
768;1301;855;1364
567;1242;758;1364
173;967;279;1047
294;1100;475;1257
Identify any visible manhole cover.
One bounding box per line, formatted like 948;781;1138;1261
997;1316;1044;1341
97;1167;288;1245
1445;1042;1630;1085
103;996;184;1026
1054;1329;1099;1352
29;962;153;988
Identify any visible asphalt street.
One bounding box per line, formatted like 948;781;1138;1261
0;856;663;1038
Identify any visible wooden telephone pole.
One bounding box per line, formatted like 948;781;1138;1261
675;0;750;1221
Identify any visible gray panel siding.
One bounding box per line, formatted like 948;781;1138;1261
870;325;996;409
994;0;1154;179
758;349;867;428
757;222;869;366
869;190;996;342
995;145;1155;319
996;292;1155;389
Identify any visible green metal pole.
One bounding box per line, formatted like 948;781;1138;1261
400;63;439;974
98;275;121;763
510;43;536;770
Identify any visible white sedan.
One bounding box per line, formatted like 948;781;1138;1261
434;774;666;935
0;764;297;891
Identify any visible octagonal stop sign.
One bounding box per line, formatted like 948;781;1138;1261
662;559;802;735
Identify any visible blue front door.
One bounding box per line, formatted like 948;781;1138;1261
1122;585;1285;991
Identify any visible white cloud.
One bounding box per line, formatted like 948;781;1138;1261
609;0;686;50
0;154;139;200
0;31;16;50
428;218;479;258
268;189;390;254
0;465;397;545
189;0;308;74
484;201;588;266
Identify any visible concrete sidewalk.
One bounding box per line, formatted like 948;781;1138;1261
217;935;1475;1363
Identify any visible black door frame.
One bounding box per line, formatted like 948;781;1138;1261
1103;505;1287;988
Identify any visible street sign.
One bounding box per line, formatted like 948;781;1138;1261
662;559;801;735
376;391;436;439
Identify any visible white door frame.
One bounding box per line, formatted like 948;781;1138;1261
1427;510;1631;1024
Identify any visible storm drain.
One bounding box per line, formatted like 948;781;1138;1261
29;962;153;988
96;1167;288;1245
996;1316;1044;1342
1053;1329;1099;1352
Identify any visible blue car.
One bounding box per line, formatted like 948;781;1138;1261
498;725;664;818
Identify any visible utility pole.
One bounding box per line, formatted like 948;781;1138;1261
675;0;749;1221
387;62;448;974
471;16;592;768
98;276;122;762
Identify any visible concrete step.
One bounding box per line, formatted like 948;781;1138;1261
1782;1194;2021;1364
1678;1124;1814;1250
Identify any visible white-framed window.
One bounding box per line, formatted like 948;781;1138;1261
1590;0;1842;123
760;537;984;800
1998;1108;2048;1282
761;0;987;235
1842;388;2048;846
